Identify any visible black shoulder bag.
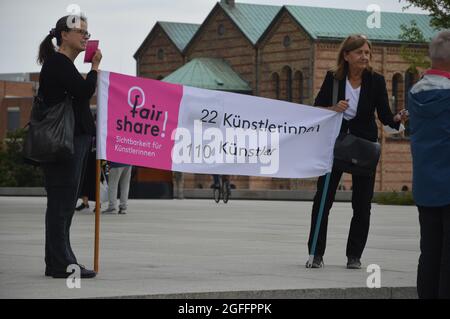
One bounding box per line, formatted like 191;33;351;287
332;78;381;176
23;92;75;163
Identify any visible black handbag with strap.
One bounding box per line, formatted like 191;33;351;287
332;78;381;176
23;92;75;163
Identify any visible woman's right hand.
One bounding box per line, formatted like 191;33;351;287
91;49;102;71
331;100;349;113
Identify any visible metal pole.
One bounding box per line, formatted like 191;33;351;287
306;172;331;267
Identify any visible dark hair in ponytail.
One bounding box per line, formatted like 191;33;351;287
37;14;87;65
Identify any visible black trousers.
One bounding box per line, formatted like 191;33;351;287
42;135;91;273
417;205;450;299
307;168;375;258
78;148;97;201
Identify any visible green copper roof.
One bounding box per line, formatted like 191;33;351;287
220;2;282;45
285;5;434;42
134;22;199;58
136;2;435;59
158;22;200;51
162;58;252;92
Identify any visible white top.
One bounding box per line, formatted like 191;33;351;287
344;77;360;120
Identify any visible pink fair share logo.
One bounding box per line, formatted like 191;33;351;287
127;86;169;138
105;72;183;170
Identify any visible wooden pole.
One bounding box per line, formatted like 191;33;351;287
94;159;101;272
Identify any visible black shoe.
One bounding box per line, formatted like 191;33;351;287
49;268;68;278
75;203;89;211
347;257;362;269
306;255;324;268
78;264;97;278
51;264;96;278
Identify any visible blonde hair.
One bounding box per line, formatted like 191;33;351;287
333;34;373;80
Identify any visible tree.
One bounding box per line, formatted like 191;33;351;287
398;20;431;74
397;0;450;74
401;0;450;29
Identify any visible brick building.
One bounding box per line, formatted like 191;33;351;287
0;73;97;143
0;73;39;141
134;0;435;194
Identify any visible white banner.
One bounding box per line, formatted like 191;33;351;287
97;71;342;178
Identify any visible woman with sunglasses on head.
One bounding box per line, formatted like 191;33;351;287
37;15;102;278
306;35;408;269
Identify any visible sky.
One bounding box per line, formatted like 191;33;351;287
0;0;428;77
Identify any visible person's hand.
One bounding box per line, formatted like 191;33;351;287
330;100;349;113
91;49;102;71
394;109;409;122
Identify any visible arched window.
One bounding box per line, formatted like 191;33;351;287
404;70;416;109
283;35;291;48
217;24;225;36
157;48;164;60
391;73;404;114
404;70;417;137
271;73;280;100
282;66;292;102
294;71;304;104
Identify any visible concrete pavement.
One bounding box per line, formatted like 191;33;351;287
0;196;419;299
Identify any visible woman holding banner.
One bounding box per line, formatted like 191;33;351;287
306;35;407;269
37;14;101;278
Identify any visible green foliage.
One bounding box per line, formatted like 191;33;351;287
399;20;428;43
401;0;450;30
399;0;450;73
399;20;431;73
0;129;44;187
373;191;415;206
